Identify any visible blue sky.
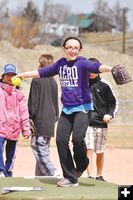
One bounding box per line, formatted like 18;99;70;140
6;0;133;30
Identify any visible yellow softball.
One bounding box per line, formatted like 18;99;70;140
11;77;22;86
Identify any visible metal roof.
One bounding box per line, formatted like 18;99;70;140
67;13;94;28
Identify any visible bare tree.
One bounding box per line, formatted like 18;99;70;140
8;1;41;48
0;0;10;18
0;0;12;40
42;0;70;24
93;0;114;31
0;0;9;11
21;1;40;24
112;1;129;32
93;0;129;32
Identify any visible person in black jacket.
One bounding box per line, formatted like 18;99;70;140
28;54;60;177
85;58;119;181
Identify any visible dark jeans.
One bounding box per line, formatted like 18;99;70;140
56;111;89;183
0;137;17;177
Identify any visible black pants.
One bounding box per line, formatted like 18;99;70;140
56;111;89;183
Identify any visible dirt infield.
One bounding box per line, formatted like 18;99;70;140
13;146;133;185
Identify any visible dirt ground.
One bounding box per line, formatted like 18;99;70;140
13;145;133;185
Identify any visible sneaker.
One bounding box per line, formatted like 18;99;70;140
0;172;5;177
75;171;83;178
53;170;62;178
57;178;79;187
96;176;106;181
88;176;94;179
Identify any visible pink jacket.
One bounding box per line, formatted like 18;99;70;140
0;82;31;140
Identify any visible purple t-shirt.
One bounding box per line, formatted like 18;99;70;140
38;56;101;106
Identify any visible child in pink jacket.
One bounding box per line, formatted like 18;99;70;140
0;64;31;177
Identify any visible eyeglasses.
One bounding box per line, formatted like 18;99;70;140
64;46;80;52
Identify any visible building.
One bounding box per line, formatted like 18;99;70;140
67;13;115;33
44;23;79;36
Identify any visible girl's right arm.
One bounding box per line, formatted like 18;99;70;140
15;70;39;79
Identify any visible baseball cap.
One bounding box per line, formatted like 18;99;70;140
2;64;17;76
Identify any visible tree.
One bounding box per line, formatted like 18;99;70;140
8;1;40;48
0;0;11;41
112;1;129;32
0;0;9;12
0;0;10;20
7;0;41;48
42;0;70;24
93;0;129;32
21;0;40;24
93;0;113;32
9;16;40;48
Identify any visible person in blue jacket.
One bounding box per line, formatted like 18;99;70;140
14;36;113;187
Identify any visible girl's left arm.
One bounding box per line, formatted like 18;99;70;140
99;64;112;72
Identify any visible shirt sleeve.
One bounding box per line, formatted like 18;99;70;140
38;59;62;78
28;79;39;119
82;58;102;73
105;84;119;118
19;94;31;136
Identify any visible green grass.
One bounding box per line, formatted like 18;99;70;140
0;177;117;200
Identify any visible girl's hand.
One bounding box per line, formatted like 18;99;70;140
103;114;112;123
23;134;30;139
14;70;39;79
